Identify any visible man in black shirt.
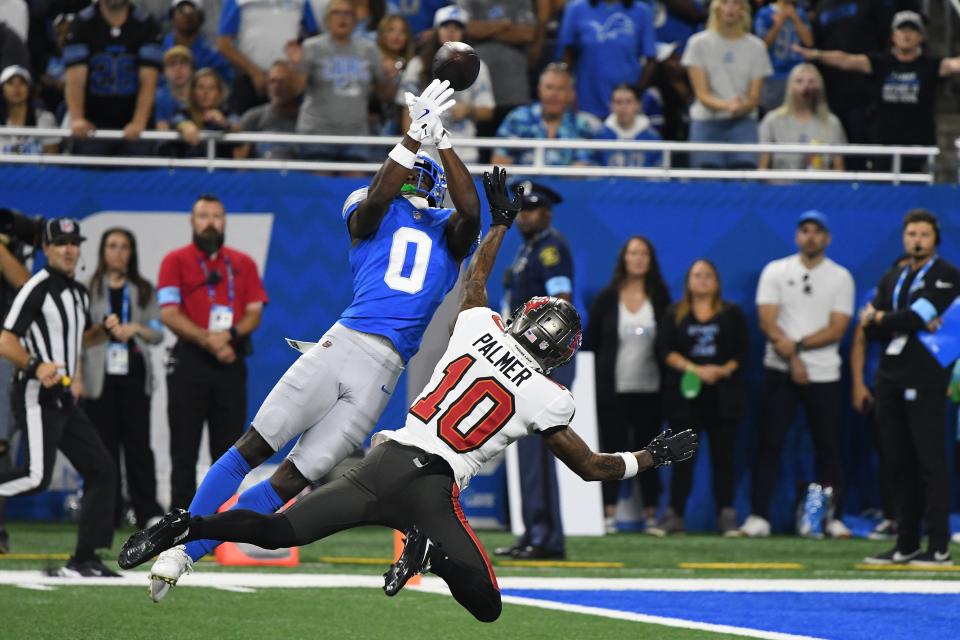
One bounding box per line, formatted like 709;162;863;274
861;209;960;567
64;0;163;156
797;10;960;172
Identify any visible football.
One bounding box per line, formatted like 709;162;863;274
432;41;481;92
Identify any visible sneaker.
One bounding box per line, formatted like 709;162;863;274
383;527;434;597
952;532;960;545
58;555;121;577
718;507;739;537
825;518;852;539
647;510;684;536
863;547;921;565
119;508;191;570
148;545;193;603
0;528;9;554
868;519;897;541
909;550;953;567
642;515;659;535
739;514;771;538
604;516;617;534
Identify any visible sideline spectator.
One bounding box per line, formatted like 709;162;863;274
163;0;234;86
754;0;813;113
397;6;494;164
796;11;960;173
0;66;61;154
459;0;537;144
286;0;384;163
349;0;395;38
492;63;596;166
0;23;28;71
0;0;28;45
82;228;165;530
681;0;772;169
40;14;75;116
64;0;163;156
594;83;662;168
157;194;268;509
170;68;236;156
758;63;846;171
372;14;413;136
235;60;300;159
740;210;854;539
655;259;747;536
155;46;195;129
862;210;960;567
583;235;670;534
217;0;318;116
557;0;657;120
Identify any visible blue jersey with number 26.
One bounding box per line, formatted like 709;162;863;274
338;188;476;362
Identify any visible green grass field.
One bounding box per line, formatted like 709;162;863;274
1;522;958;639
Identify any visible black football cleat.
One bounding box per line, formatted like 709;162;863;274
118;508;191;570
383;527;434;597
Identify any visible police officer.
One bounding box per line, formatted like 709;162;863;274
862;209;960;567
0;218;118;576
495;181;574;560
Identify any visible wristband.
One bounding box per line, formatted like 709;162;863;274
795;339;804;353
24;356;40;379
389;143;417;169
618;452;639;479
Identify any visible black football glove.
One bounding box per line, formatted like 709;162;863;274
483;165;523;228
644;429;698;468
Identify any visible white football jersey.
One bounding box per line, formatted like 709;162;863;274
382;307;576;489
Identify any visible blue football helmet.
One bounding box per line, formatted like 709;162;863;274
402;152;447;206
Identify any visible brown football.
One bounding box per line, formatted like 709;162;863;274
432;41;481;91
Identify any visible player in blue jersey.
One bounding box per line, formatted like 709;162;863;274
145;78;486;601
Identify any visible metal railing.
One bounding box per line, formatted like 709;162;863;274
0;126;941;185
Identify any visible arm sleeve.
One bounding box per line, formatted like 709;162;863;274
831;269;855;316
3;285;45;336
156;253;183;307
680;33;702;68
219;0;241;37
530;391;576;433
62;19;91;68
752;38;774;79
143;289;165;344
138;17;164;69
755;262;780;305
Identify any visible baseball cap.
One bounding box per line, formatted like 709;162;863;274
171;0;202;10
0;65;31;86
891;10;924;34
797;210;830;231
434;5;468;28
514;181;563;209
43;218;87;245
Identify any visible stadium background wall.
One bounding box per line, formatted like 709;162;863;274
1;167;958;533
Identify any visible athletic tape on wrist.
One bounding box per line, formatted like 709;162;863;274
389;143;417;169
618;452;639;479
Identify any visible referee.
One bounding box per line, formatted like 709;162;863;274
0;218;118;577
862;209;960;567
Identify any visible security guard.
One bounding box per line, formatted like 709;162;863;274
496;181;574;559
862;209;960;567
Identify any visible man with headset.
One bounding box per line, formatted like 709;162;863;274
862;209;959;567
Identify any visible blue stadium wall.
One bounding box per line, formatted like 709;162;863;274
2;166;958;532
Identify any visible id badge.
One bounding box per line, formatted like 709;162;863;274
885;334;908;356
106;343;129;375
209;305;234;332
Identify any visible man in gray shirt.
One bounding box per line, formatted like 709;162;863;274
286;0;384;162
235;60;301;160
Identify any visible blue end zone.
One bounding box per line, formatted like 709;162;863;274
501;589;960;639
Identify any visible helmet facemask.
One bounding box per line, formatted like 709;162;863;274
400;153;447;206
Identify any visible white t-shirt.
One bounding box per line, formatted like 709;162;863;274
681;30;773;121
755;254;854;382
383;307;575;490
615;300;660;393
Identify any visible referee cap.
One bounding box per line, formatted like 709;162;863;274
44;218;87;245
797;210;830;231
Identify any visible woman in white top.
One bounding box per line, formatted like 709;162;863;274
759;63;846;171
681;0;772;168
0;65;59;155
583;236;671;533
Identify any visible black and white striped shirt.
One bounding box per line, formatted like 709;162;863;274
3;266;90;378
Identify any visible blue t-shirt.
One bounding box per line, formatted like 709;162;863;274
754;5;810;78
153;85;184;124
398;0;451;35
338;189;475;362
648;0;704;52
557;0;657;118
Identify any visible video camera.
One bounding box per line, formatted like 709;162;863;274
0;208;45;248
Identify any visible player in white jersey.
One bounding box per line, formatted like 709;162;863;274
119;168;699;622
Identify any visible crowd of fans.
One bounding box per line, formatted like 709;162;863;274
0;0;957;169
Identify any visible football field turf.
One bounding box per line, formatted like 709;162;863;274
2;523;958;639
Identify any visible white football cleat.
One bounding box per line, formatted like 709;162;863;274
738;514;771;538
148;545;193;603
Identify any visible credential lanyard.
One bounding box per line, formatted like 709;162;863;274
197;255;235;306
120;283;130;324
892;256;936;310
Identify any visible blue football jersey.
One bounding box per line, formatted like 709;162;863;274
338;188;477;362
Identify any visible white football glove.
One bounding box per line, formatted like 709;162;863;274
430;118;452;150
404;79;456;143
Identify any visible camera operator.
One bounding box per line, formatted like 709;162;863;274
0;208;34;553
